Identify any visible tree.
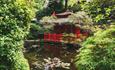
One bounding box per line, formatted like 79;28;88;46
0;0;35;70
36;0;64;20
80;0;115;24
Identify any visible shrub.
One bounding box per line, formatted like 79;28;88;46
75;25;115;70
0;0;35;70
27;23;44;40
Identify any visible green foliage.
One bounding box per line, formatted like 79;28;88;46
47;0;64;12
28;16;56;39
27;23;44;39
75;25;115;70
80;0;115;23
39;16;57;29
34;0;45;10
68;0;77;7
68;11;93;25
0;0;35;70
68;4;82;12
41;16;57;22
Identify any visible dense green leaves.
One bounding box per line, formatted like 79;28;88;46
80;0;115;23
75;25;115;70
0;0;35;70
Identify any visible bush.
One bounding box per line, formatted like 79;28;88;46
27;23;44;40
75;25;115;70
0;0;35;70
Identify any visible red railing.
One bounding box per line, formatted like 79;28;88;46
44;33;62;42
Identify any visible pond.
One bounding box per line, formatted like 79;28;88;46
24;43;79;70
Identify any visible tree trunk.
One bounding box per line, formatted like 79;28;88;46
65;0;68;10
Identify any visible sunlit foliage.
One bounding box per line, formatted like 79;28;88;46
0;0;35;70
75;25;115;70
